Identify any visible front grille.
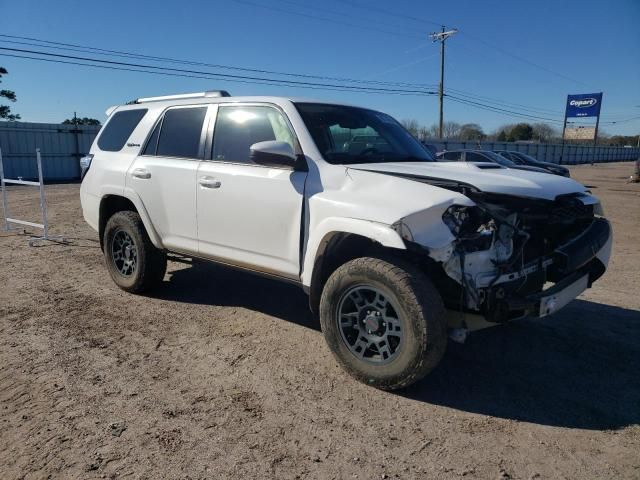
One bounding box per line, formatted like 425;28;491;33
550;203;594;222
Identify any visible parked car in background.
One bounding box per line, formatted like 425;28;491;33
436;149;550;174
421;142;438;157
495;150;571;177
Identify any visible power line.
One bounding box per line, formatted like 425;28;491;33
458;31;593;88
0;34;432;88
2;36;633;128
6;34;633;122
599;115;640;125
337;1;593;90
445;87;566;115
446;94;565;124
274;0;426;35
0;47;439;96
228;0;423;39
340;0;443;28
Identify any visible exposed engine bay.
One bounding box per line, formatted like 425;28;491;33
434;190;610;323
346;165;612;325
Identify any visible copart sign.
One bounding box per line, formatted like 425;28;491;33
565;93;603;118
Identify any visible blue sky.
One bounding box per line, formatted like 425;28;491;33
1;0;639;135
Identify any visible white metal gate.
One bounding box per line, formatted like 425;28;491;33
0;147;66;245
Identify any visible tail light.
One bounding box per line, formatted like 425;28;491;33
80;154;93;180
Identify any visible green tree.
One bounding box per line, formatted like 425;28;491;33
62;117;101;126
496;130;507;142
0;67;20;121
509;123;534;141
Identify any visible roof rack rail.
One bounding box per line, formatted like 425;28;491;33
132;90;231;104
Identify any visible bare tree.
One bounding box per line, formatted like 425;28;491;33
532;123;557;142
443;121;461;139
401;119;420;138
459;123;485;141
418;126;431;141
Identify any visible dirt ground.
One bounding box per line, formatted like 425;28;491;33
1;162;639;480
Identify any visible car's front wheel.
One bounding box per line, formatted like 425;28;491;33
103;211;167;293
319;256;447;390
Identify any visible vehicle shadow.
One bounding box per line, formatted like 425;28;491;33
155;260;319;331
157;261;640;430
404;300;640;430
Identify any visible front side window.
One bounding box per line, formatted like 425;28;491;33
212;105;296;164
500;152;521;164
98;109;147;152
295;103;434;164
146;106;207;158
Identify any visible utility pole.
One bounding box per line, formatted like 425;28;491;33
430;26;458;139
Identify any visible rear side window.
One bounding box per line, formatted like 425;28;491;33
153;107;207;158
142;120;161;156
441;151;461;161
212;105;295;164
98;109;147;152
465;152;485;162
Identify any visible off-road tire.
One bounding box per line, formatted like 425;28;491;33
103;211;167;293
319;255;447;390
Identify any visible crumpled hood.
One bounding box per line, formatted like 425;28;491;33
347;161;585;201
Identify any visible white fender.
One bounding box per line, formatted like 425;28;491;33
300;216;406;286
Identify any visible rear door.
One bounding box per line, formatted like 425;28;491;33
127;105;210;253
196;103;307;279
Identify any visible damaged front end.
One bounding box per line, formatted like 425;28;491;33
432;192;611;323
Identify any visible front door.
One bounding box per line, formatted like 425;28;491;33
196;104;307;279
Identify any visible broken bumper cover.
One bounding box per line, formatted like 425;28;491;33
489;218;612;321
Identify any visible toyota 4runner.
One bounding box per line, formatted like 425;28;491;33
80;91;612;390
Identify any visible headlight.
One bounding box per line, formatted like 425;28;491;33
593;201;605;217
442;205;473;236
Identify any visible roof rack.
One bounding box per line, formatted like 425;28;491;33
132;90;231;104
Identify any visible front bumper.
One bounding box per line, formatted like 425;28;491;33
487;218;612;322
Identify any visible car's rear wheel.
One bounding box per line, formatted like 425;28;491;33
319;256;447;390
103;211;167;293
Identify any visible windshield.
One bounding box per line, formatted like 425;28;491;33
483;151;516;167
295;103;434;164
513;151;545;165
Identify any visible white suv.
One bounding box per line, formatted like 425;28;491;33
80;91;612;390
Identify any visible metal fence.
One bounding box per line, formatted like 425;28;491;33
429;140;640;165
0;121;638;181
0;121;100;181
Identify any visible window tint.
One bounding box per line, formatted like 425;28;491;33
465;152;485;162
98;109;147;152
212;106;295;164
438;151;461;161
508;152;526;164
156;107;207;158
142;119;161;156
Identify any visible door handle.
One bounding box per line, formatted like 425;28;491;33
199;176;221;189
131;168;151;179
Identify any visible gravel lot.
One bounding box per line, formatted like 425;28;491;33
1;162;639;479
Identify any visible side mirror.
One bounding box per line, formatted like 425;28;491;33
250;141;298;168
